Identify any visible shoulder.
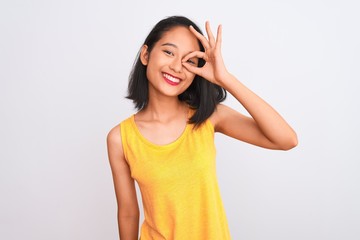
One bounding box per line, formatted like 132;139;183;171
208;103;237;132
106;114;136;156
106;115;134;144
106;114;133;155
107;124;121;145
106;123;123;154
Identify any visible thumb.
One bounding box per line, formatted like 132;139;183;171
182;62;203;76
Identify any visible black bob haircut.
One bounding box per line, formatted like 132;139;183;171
126;16;227;127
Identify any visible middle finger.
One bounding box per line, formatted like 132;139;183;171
189;25;210;50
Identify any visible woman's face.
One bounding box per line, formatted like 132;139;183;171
140;26;200;98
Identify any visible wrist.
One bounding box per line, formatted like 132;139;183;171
216;72;236;89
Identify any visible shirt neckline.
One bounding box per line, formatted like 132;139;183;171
130;114;191;150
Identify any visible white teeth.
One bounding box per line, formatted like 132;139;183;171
163;73;180;83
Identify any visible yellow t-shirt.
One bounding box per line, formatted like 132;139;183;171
120;114;231;240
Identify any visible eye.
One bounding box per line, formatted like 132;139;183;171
163;50;174;56
187;59;197;65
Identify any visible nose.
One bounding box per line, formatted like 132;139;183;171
169;57;182;73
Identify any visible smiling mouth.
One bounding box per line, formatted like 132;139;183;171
163;73;181;85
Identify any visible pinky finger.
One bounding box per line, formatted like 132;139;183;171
216;24;222;49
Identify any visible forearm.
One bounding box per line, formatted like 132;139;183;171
118;214;139;240
219;73;297;149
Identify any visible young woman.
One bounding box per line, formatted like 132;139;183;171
107;16;297;240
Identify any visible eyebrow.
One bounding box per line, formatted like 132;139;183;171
161;43;178;48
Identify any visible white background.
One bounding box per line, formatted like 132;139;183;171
1;0;359;239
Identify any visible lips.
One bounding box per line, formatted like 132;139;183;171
163;73;181;86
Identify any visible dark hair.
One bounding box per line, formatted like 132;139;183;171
126;16;226;127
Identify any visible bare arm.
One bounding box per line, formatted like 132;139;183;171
107;125;139;240
212;80;298;150
183;22;298;150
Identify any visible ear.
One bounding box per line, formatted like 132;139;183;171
140;45;149;66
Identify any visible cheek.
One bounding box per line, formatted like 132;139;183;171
145;65;153;82
183;74;196;89
145;58;159;81
185;71;196;82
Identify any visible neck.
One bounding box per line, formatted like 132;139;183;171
142;94;188;122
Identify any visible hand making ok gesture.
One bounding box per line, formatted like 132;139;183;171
182;21;230;87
